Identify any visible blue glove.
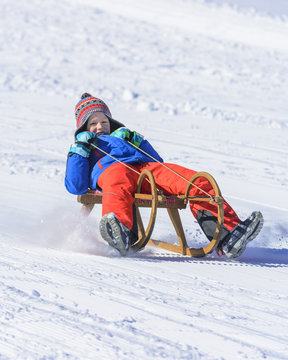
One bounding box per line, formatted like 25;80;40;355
69;131;98;158
111;127;144;148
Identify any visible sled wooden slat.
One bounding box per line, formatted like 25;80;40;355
77;170;224;258
78;193;187;209
134;194;187;209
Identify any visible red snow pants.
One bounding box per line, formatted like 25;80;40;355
97;162;241;231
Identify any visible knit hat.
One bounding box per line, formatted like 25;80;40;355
74;93;125;137
74;93;112;136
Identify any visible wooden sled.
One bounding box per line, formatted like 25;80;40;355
77;170;224;258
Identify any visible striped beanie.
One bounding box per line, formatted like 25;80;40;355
75;93;113;136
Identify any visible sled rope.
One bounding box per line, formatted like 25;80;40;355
127;140;214;200
89;140;214;201
89;142;160;190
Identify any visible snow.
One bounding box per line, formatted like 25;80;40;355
0;0;288;359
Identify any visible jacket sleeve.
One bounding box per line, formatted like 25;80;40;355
139;139;164;163
65;153;90;195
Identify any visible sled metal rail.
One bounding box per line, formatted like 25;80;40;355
77;170;224;258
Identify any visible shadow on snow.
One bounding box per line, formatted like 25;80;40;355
133;246;288;268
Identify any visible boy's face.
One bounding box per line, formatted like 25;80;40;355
86;113;110;135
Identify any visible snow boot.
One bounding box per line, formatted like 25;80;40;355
99;213;131;256
221;211;264;259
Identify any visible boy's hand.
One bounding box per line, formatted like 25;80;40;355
69;131;98;158
75;131;98;146
111;127;144;148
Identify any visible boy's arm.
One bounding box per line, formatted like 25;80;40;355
64;131;98;195
65;153;90;195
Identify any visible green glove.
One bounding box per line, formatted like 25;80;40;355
111;127;144;148
69;131;98;158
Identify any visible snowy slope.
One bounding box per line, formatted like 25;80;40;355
0;0;288;359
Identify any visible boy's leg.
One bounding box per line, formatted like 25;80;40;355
97;163;140;255
139;162;241;230
139;162;263;257
97;162;138;230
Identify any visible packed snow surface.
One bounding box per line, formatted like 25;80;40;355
1;0;288;359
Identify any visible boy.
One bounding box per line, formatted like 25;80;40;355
65;93;264;258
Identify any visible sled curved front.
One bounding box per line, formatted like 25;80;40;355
184;171;224;257
131;169;158;251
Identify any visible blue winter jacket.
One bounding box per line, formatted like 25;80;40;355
65;135;163;195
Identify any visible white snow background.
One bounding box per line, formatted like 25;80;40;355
1;0;288;359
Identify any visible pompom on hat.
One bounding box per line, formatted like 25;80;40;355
74;93;124;137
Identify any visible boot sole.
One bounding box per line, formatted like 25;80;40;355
226;211;264;259
99;214;128;256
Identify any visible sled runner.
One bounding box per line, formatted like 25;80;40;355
77;170;224;258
